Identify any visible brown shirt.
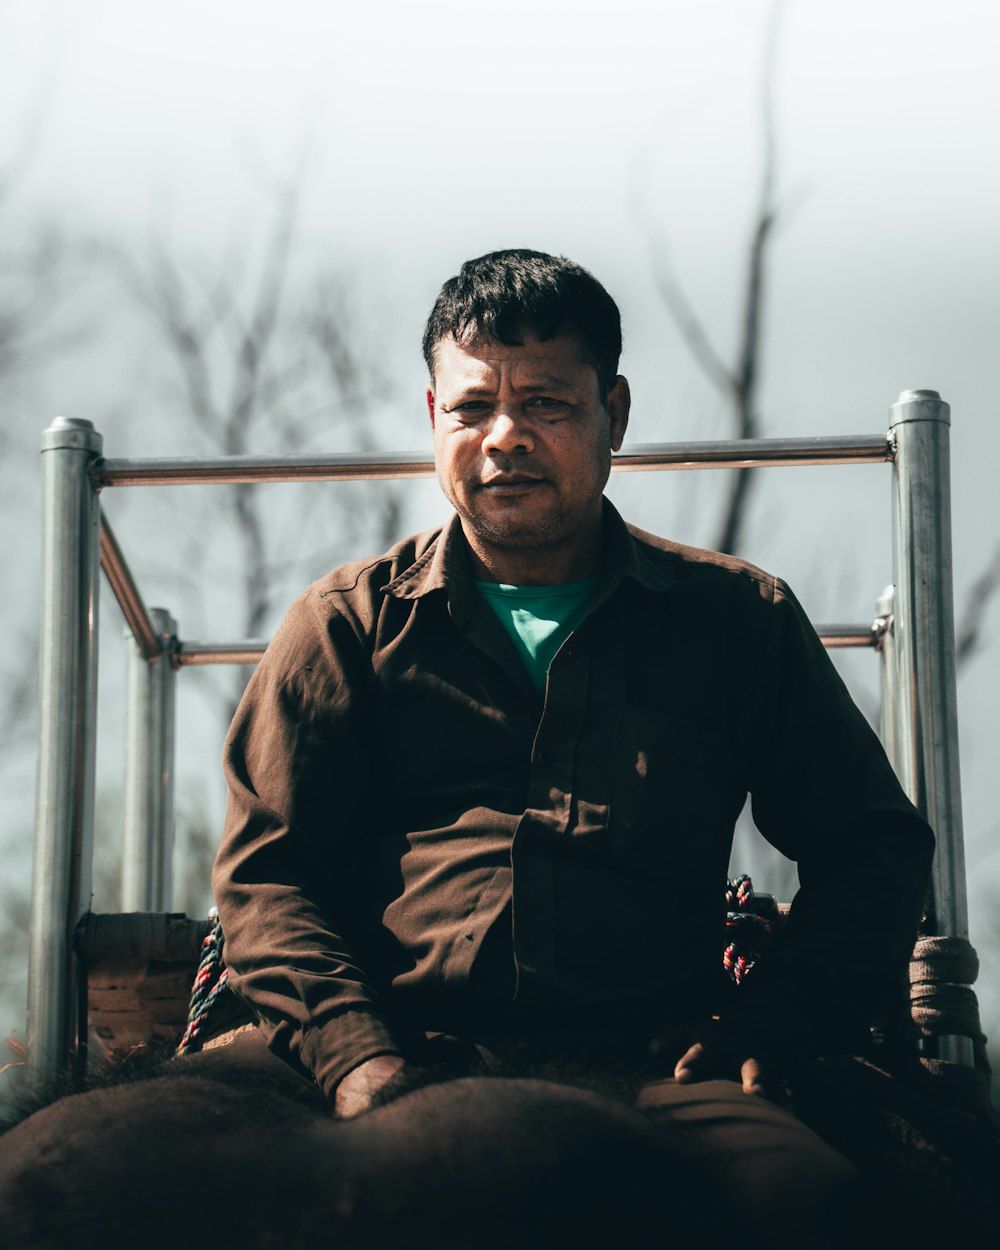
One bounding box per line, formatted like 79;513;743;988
213;502;934;1099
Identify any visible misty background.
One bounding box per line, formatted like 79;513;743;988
2;0;998;1082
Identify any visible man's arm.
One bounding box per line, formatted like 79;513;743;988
682;577;935;1089
212;587;409;1107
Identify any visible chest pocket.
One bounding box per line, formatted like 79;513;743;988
608;706;744;875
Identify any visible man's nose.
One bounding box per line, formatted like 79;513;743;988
482;410;534;456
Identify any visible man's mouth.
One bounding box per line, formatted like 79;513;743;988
480;474;547;491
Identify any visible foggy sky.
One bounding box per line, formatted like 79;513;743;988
3;0;998;1047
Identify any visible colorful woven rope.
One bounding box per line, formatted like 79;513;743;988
176;910;230;1056
723;874;776;987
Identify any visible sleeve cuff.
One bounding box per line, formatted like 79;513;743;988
714;959;872;1071
300;1011;404;1100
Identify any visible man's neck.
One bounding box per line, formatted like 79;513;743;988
462;523;604;586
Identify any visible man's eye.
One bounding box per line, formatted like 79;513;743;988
527;397;568;417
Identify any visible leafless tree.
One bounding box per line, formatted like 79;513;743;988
113;180;405;724
0;43;97;746
0;45;49;392
96;174;410;914
0;46;76;1073
649;0;788;557
648;0;1000;654
956;544;1000;670
0;206;88;745
646;1;1000;915
0;50;89;449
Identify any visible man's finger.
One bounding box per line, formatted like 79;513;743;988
740;1056;767;1097
673;1041;710;1083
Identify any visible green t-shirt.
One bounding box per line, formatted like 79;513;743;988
474;578;599;694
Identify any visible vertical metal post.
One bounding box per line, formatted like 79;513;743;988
889;390;967;937
28;417;103;1085
874;586;898;775
889;390;972;1066
122;609;177;912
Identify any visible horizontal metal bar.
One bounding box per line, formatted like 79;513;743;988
611;434;893;472
816;625;878;648
93;434;893;488
99;428;884;669
174;641;269;666
99;512;164;662
96;450;436;487
173;623;876;669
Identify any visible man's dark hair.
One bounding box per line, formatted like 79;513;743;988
422;249;623;397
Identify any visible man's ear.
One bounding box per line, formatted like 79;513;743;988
607;376;631;452
426;387;437;430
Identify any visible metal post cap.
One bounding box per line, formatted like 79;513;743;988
49;416;95;431
896;389;940;403
889;389;950;428
41;416;103;453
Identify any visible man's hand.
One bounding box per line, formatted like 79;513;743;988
674;1039;786;1103
334;1054;412;1119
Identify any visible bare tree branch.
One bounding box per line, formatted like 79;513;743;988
0;628;39;752
225;185;298;456
0;53;51;211
648;0;787;556
111;170;408;734
650;262;735;400
713;0;784;556
956;543;1000;669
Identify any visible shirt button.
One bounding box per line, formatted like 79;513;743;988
535;749;553;767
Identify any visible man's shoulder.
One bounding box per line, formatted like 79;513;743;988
307;525;446;603
624;522;782;605
273;522;445;650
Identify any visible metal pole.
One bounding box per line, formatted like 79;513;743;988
122;608;177;912
28;417;103;1085
171;626;873;669
874;586;899;776
93;433;892;488
889;390;972;1067
100;511;165;662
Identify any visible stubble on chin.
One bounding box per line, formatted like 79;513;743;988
463;502;569;552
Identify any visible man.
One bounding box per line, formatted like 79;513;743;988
211;249;933;1238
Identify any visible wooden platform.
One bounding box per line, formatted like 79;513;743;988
77;912;210;1059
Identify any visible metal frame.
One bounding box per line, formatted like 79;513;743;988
122;607;177;914
27;389;969;1083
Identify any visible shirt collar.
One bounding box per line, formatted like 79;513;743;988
601;499;677;595
383;512;467;602
383;499;677;607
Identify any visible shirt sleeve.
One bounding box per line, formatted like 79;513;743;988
717;576;936;1067
211;587;403;1100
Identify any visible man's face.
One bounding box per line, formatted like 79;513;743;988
427;332;630;580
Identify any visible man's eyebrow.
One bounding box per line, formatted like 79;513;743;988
440;381;493;402
442;373;581;402
446;375;575;395
518;376;576;391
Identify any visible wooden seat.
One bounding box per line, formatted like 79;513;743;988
77;912;210;1060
